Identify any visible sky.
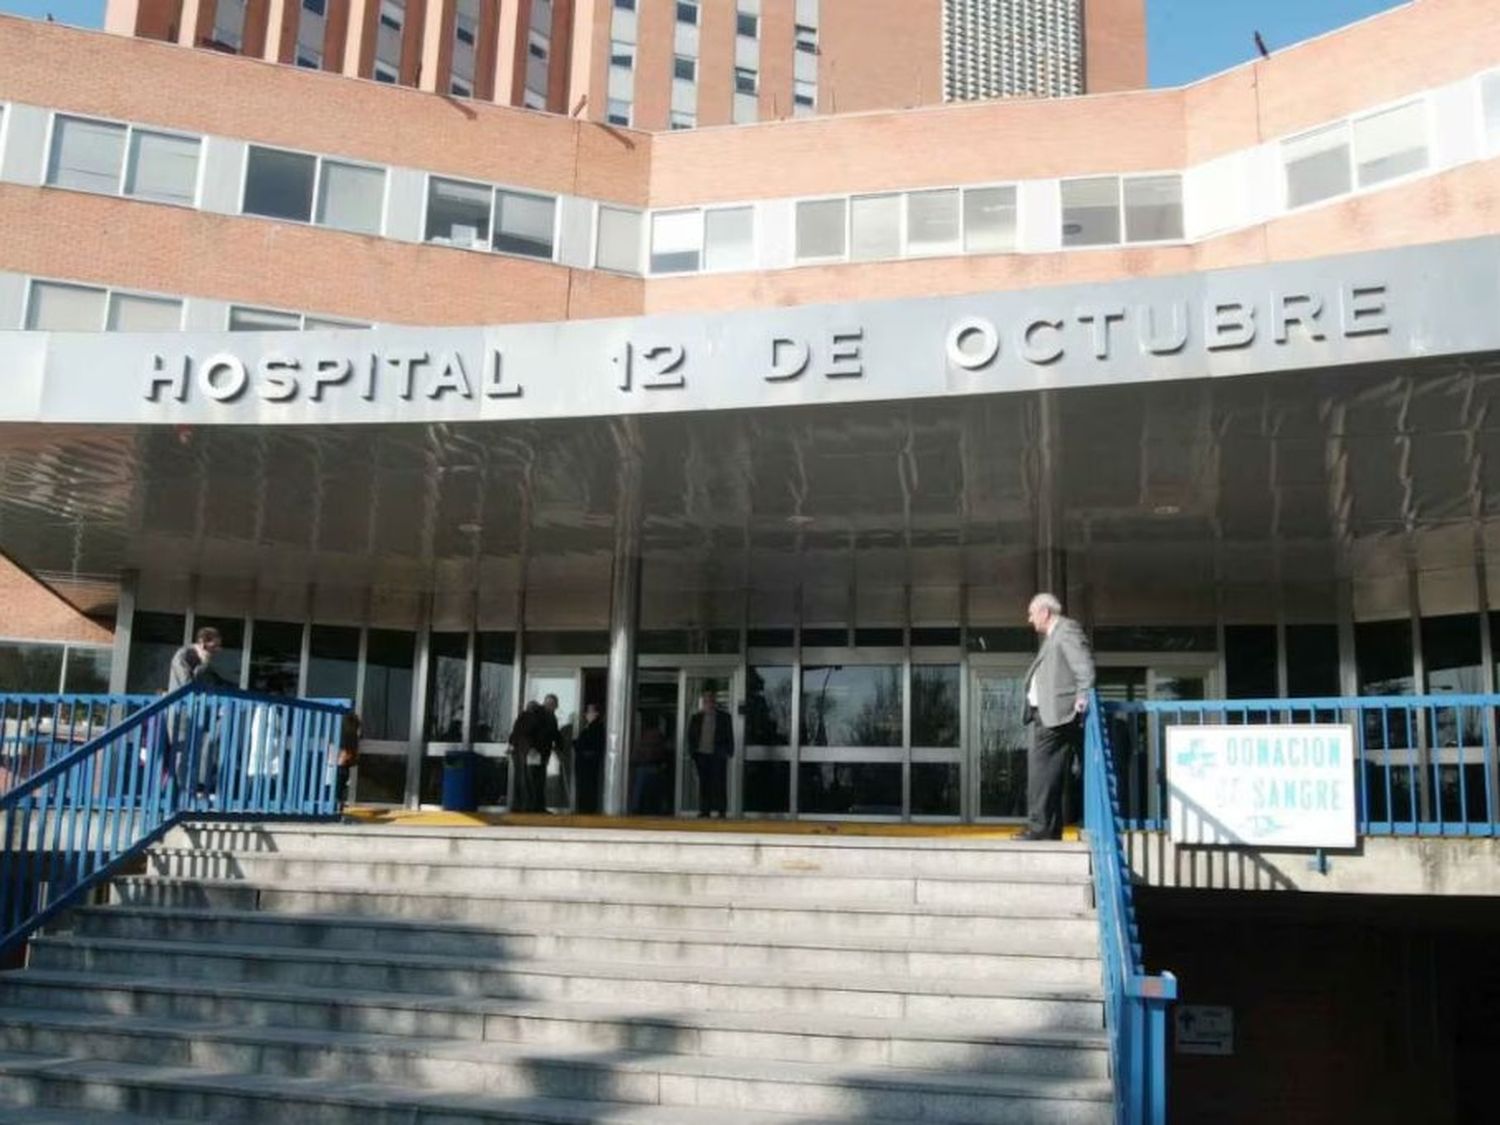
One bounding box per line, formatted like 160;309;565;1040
0;0;1413;89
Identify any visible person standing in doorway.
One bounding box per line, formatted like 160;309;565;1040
687;689;734;818
573;702;605;814
1018;593;1095;841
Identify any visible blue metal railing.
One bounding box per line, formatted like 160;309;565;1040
0;682;347;958
1103;694;1500;836
1;693;155;796
1084;693;1177;1125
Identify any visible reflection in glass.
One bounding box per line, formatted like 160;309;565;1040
1286;624;1339;697
248;620;302;695
354;754;406;804
798;762;901;816
912;665;960;747
635;673;679;815
363;629;415;741
743;760;789;814
912;762;960;816
745;665;792;745
63;647;112;693
126;612;186;693
800;665;902;747
1422;614;1483;747
0;642;64;693
306;625;359;706
474;752;509;805
472;632;514;744
975;671;1027;818
425;631;468;741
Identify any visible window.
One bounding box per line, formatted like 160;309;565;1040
1484;72;1500;151
733;93;757;124
735;67;757;94
610;39;634;68
676;1;698;25
303;0;325;14
794;80;815;111
674;55;696;82
47;115;125;194
796;197;846;260
304;315;371;329
26;280;105;331
607;99;631;126
451;77;473;97
425;176;490;247
529;40;547;60
795;23;817;52
229;305;301;331
456;24;475;46
363;629;415;742
379;0;404;31
107;292;183;331
704;206;754;271
1283;122;1351;208
596;206;643;273
297;50;322;68
243;145;317;222
650;209;702;273
850;193;900;261
374;60;399;83
531;0;552;32
906;188;960;255
1353;100;1428;187
316;160;385;235
48;116;203;207
962;185;1016;253
737;12;758;38
669;110;695;130
1060;176;1121;246
1123;174;1183;242
800;666;902;748
492;189;555;258
124;130;199;206
614;0;635;9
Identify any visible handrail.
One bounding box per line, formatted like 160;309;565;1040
1102;692;1500;835
1;692;156;796
1083;690;1177;1125
0;682;347;958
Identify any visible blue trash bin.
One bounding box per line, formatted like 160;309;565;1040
441;749;477;812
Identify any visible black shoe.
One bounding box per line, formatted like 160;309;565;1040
1015;830;1052;841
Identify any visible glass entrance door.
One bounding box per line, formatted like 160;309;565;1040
970;662;1031;821
679;670;737;816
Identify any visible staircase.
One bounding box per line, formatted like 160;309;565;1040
0;823;1113;1124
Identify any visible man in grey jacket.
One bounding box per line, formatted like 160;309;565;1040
1019;593;1095;840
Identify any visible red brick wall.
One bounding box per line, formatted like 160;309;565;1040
0;555;112;646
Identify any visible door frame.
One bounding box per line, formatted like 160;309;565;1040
639;655;741;817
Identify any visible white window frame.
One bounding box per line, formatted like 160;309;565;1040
241;142;388;237
227;303;366;331
792;194;848;265
45;111;204;209
959;180;1022;256
593;203;645;275
1479;67;1500;155
24;276;186;333
1279;94;1432;215
1055;172;1184;250
903;187;962;258
1120;171;1186;246
645;204;756;275
648;207;705;275
419;172;559;264
1348;95;1431;191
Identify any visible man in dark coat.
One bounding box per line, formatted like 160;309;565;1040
573;703;605;814
686;689;734;818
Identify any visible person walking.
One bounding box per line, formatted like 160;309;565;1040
687;689;734;819
1018;593;1095;841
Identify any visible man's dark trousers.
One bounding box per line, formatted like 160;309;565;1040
1027;714;1081;840
694;753;728;816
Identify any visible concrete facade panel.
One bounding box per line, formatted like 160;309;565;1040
0;270;23;330
199;135;247;215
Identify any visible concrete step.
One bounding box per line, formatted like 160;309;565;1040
163;823;1093;879
106;877;1100;943
25;936;1106;1029
59;904;1102;983
0;1009;1114;1117
141;849;1096;912
0;1047;1113;1125
0;974;1110;1076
